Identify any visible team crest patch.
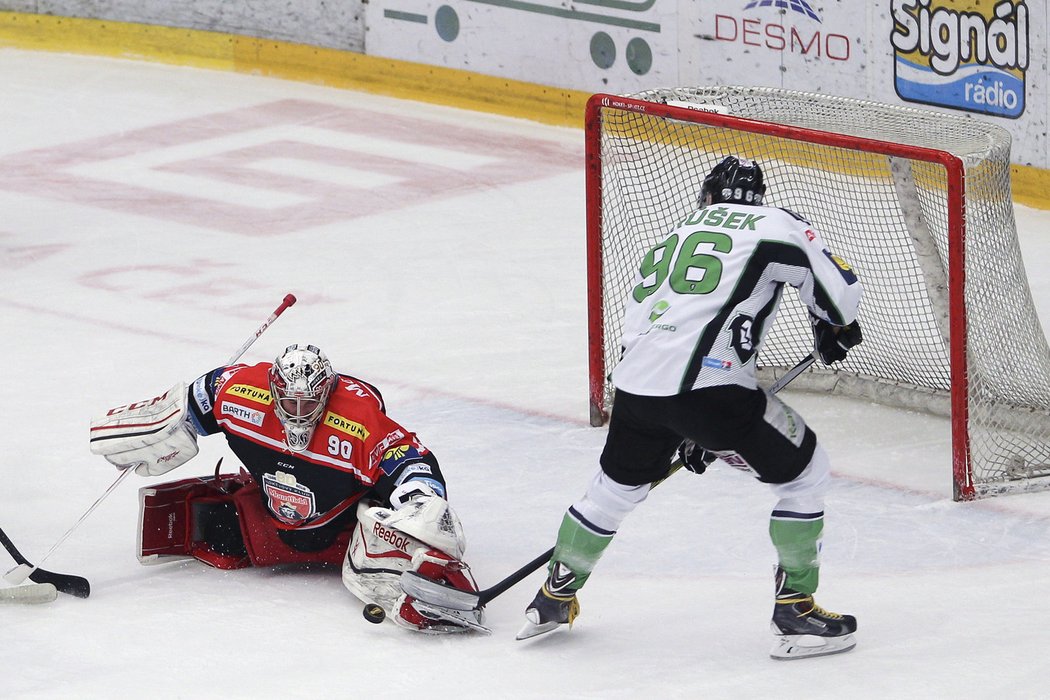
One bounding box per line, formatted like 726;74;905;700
262;472;316;525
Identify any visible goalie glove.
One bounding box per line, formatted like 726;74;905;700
89;382;199;476
811;317;863;365
343;497;482;633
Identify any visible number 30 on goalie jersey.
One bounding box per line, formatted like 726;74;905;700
612;203;862;396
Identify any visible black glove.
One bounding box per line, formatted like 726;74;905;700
677;440;716;475
811;317;863;365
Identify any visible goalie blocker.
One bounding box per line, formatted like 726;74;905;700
139;473;485;633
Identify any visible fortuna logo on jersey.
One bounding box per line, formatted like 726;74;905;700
323;411;370;440
262;472;316;524
227;384;273;405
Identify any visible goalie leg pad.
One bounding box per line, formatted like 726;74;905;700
392;549;485;634
138;473;252;570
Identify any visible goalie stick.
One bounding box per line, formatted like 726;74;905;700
0;526;89;598
400;352;818;612
2;293;298;598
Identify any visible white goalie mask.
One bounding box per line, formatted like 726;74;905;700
268;344;337;453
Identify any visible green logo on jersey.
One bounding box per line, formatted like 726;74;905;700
649;300;670;322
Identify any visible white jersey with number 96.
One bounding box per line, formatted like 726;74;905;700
611;202;863;397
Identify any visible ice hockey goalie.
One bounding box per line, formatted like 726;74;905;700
90;344;483;633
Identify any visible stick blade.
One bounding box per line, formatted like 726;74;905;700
8;564;91;598
0;583;58;605
400;571;482;611
30;569;91;598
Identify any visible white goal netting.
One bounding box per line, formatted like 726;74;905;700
589;86;1050;500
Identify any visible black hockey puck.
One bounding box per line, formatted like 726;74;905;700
362;603;386;624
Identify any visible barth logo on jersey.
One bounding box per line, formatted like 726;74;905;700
219;402;265;426
804;228;817;242
262;472;316;525
227;384;273;405
323;412;370;440
823;249;858;284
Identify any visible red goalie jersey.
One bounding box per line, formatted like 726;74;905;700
186;361;447;550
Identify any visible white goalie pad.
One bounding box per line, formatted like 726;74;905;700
343;499;479;633
89;382;199;476
383;489;467;561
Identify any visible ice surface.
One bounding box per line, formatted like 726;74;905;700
2;49;1050;698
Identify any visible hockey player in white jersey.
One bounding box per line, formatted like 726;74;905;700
519;156;863;659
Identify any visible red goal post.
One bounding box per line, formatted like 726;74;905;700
585;87;1050;501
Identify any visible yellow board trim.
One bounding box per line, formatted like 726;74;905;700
1011;164;1050;210
1;11;1048;209
0;11;591;128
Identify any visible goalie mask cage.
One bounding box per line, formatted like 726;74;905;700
586;87;1050;501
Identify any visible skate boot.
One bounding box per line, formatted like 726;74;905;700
770;567;856;660
516;561;581;640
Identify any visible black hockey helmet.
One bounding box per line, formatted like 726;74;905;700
699;156;766;206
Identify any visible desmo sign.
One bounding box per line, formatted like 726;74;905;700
713;14;851;61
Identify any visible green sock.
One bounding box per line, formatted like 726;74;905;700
549;510;615;590
768;516;823;595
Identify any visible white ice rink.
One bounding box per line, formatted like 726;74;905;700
3;49;1050;698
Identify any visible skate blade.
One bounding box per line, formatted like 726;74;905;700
770;632;856;660
516;610;569;641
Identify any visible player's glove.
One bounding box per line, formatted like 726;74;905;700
677;440;716;475
811;317;863;365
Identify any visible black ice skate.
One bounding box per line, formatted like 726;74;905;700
770;567;857;660
516;561;581;641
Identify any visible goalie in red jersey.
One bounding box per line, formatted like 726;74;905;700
89;343;483;633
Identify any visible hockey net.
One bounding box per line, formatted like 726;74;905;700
586;87;1050;500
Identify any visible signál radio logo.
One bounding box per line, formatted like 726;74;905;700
891;0;1029;119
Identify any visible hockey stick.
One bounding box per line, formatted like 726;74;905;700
2;293;298;597
768;352;816;394
400;352;818;612
224;293;297;366
0;526;89;598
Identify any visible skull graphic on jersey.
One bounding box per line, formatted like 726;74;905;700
268;344;336;452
